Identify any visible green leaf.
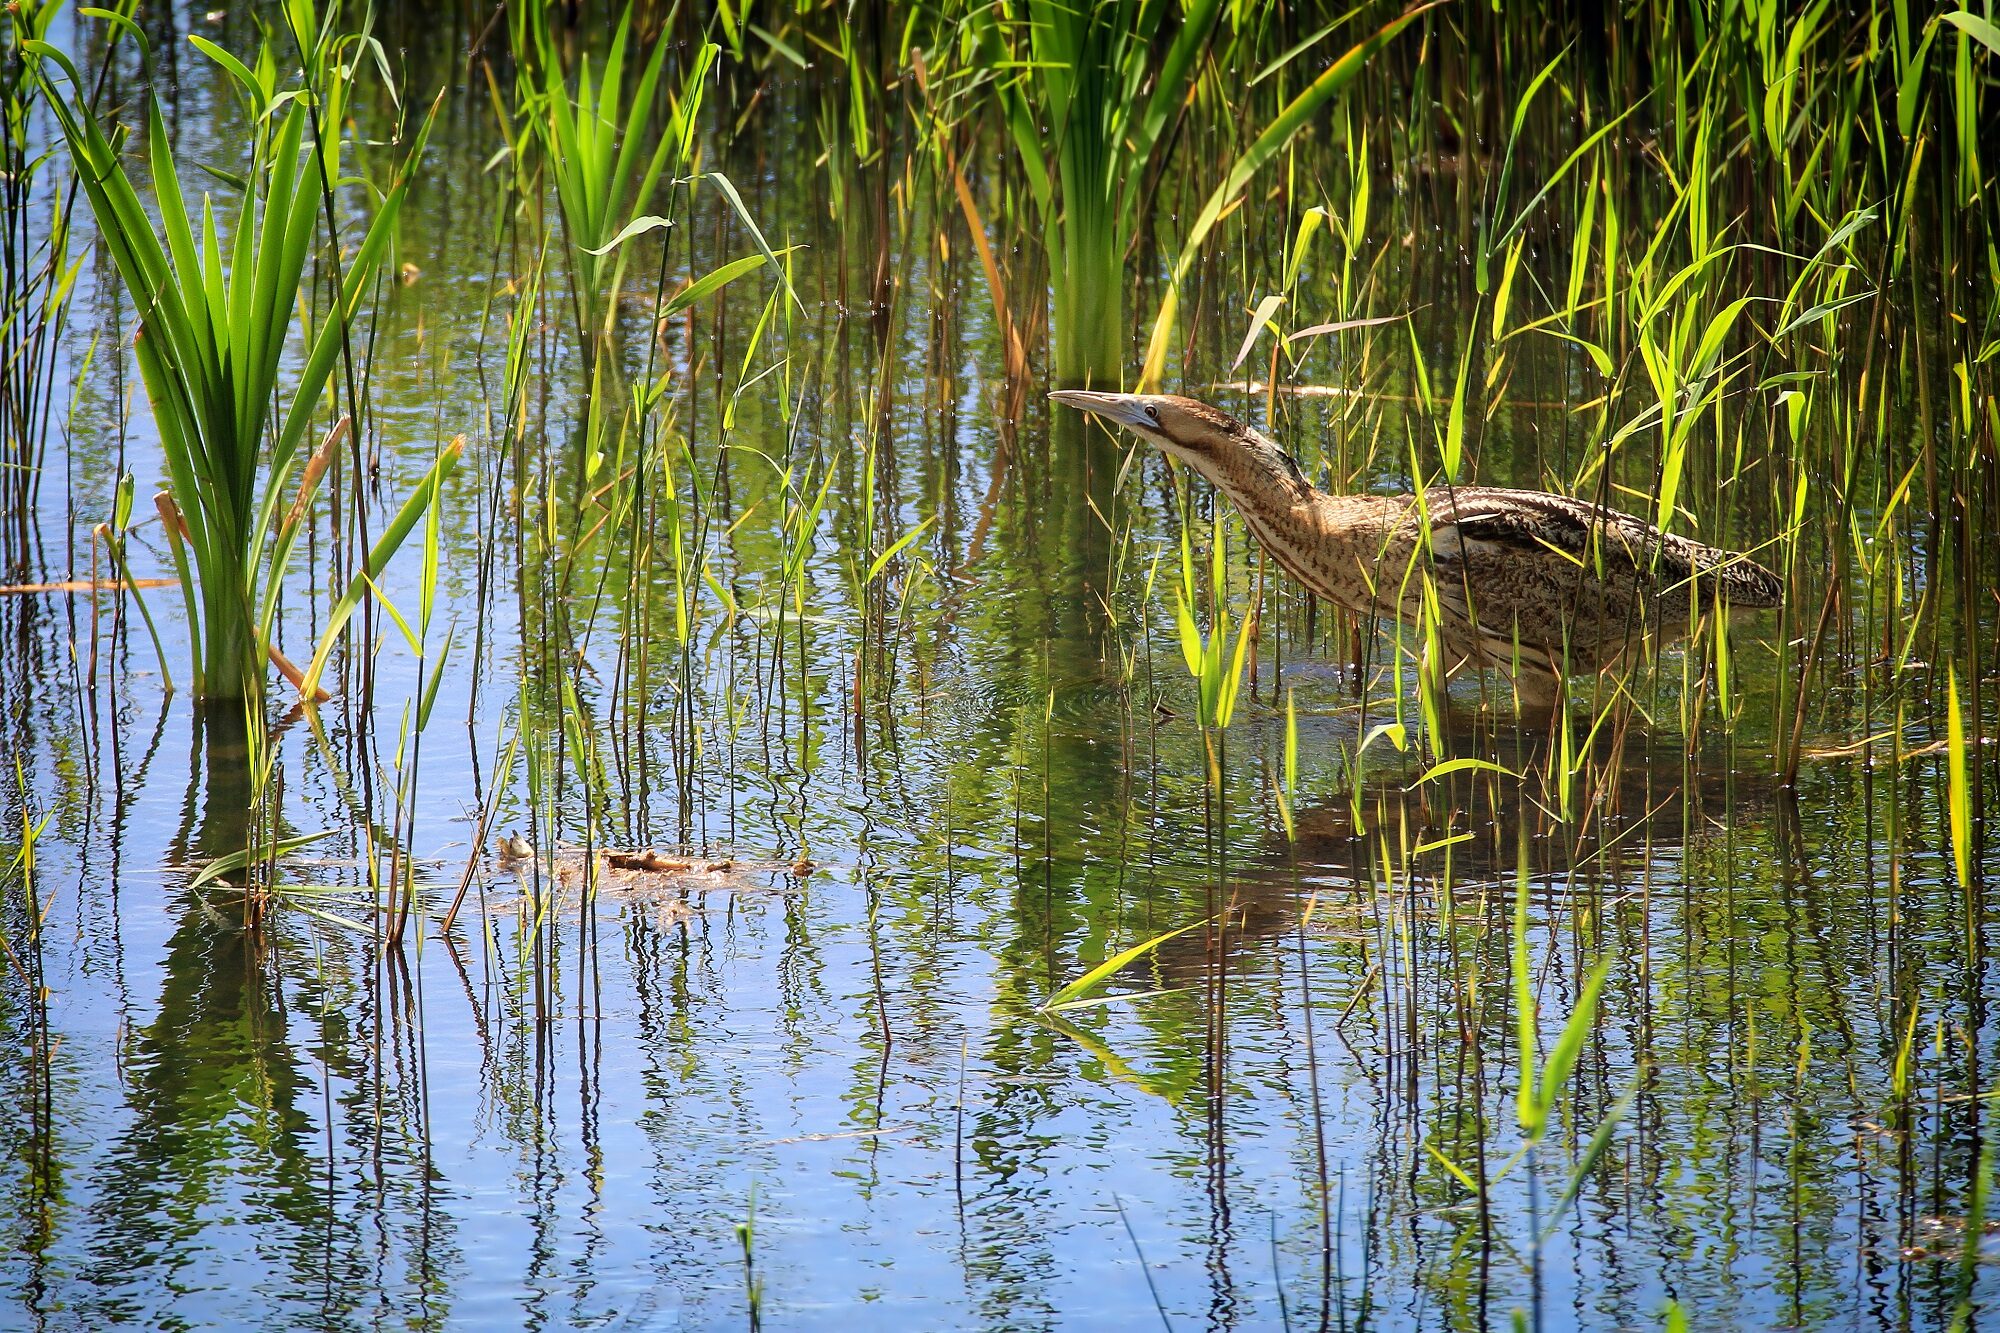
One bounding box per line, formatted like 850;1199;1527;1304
1484;43;1570;273
1357;720;1409;756
188;33;263;107
1538;1084;1635;1241
705;172;803;312
663;248;800;319
1230;293;1287;371
865;516;935;584
1412;757;1518;786
299;439;465;702
1174;593;1205;681
1690;297;1755;375
1513;867;1538;1132
1942;10;2000;56
1042;986;1192;1014
1277;690;1299;842
1424;1141;1481;1196
1042;915;1217;1012
418;628;456;733
1542;330;1614;378
111;473;134;530
1286;312;1409;342
365;574;423;659
1536;956;1613;1130
580;214;675;255
1773;288;1875;341
77;8;152;61
190;829;334;889
748;23;807;68
1442;318;1474;479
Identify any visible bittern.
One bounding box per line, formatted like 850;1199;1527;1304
1051;391;1782;711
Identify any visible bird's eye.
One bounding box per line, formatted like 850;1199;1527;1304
1144;405;1162;424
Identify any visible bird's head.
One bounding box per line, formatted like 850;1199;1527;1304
1049;391;1312;497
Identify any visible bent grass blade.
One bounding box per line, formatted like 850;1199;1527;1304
1040;914;1217;1013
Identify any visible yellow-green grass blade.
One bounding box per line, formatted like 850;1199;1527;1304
299;438;466;703
1041;914;1215;1013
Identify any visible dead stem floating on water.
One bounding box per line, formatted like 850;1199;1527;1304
484;845;825;915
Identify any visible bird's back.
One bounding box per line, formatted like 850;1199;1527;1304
1289;484;1780;684
1426;485;1781;609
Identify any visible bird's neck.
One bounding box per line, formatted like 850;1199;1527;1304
1188;429;1316;515
1190;445;1400;612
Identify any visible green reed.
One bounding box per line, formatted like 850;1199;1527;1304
0;0;88;570
31;18;449;702
492;0;800;869
515;1;705;369
954;0;1219;384
1173;506;1255;737
1138;5;1432;389
369;449;456;946
923;1;1423;386
737;1188;766;1332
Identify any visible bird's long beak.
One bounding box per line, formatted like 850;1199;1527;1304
1048;390;1150;430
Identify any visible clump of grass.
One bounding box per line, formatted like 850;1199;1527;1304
936;1;1424;385
0;1;83;571
515;2;696;371
956;0;1220;383
30;23;450;701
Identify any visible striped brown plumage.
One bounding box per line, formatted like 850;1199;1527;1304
1052;390;1782;709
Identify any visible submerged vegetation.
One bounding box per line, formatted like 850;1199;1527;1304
0;0;1997;1327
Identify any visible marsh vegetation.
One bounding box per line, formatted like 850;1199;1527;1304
1;0;1997;1327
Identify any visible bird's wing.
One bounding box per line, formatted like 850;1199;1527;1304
1423;488;1694;667
1429;488;1657;573
1428;486;1780;604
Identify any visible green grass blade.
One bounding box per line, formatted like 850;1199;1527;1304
1042;915;1215;1012
298;438;465;702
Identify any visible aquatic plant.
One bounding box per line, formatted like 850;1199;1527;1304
516;2;701;369
0;1;82;570
1137;5;1432;388
30;27;452;701
941;1;1426;385
964;0;1222;384
1173;507;1254;735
